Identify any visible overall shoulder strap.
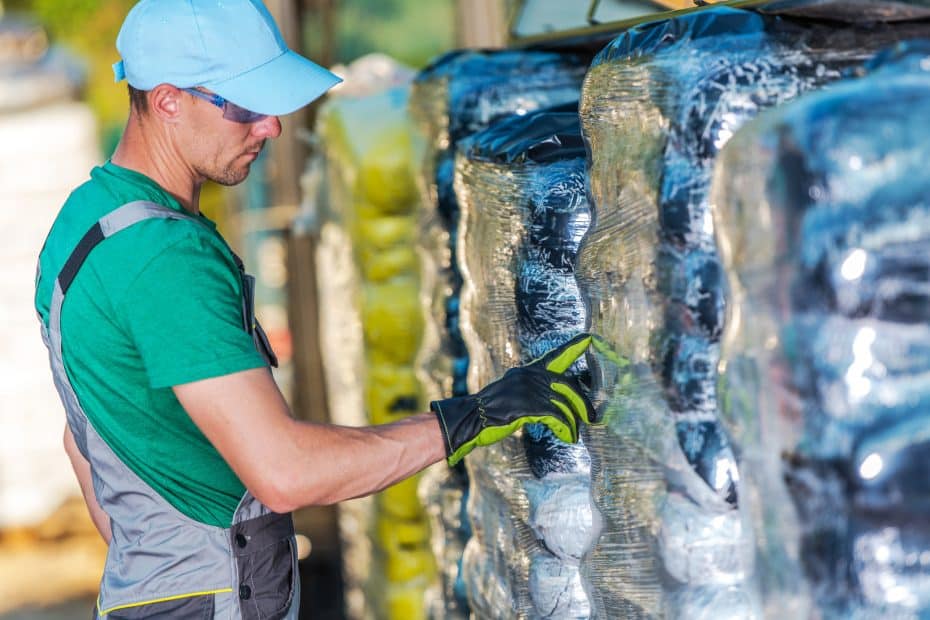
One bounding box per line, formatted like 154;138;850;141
56;201;196;295
42;201;200;458
49;200;276;380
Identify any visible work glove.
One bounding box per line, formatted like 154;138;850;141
431;333;595;467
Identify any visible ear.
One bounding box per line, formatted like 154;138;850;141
149;84;183;122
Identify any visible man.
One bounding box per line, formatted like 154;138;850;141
34;1;595;618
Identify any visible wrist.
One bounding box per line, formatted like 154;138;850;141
430;395;478;466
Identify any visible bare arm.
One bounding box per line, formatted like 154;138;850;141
63;424;112;544
173;367;446;513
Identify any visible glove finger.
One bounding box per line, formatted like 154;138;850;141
547;398;578;443
542;333;593;374
591;334;631;368
550;380;595;426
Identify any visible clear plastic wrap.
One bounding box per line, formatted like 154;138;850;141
758;0;930;22
577;7;927;617
712;43;930;619
454;107;594;618
411;50;588;403
420;463;472;619
410;51;587;619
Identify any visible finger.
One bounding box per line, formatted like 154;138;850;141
590;335;630;368
543;333;593;374
547;398;578;442
550;381;594;426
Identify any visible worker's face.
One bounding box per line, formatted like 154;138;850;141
181;91;282;186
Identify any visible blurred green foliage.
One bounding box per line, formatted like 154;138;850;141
8;0;455;149
305;0;454;69
8;0;135;154
4;0;455;226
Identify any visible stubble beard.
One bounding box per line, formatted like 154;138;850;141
197;156;251;187
213;163;250;186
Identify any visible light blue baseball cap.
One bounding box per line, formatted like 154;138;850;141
113;0;342;116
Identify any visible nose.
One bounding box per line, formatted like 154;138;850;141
252;115;282;139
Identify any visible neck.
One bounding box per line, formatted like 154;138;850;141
111;112;202;215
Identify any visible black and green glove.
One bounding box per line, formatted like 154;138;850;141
431;333;595;467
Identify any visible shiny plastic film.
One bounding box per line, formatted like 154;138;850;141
409;50;587;619
317;70;433;619
454;106;595;618
758;0;930;22
577;7;928;618
410;50;588;403
419;463;472;619
713;42;930;619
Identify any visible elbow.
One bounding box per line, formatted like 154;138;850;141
247;473;339;514
249;478;301;514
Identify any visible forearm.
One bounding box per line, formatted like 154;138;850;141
63;424;112;544
175;368;446;513
270;413;446;509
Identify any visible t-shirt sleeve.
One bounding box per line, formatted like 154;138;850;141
120;233;267;388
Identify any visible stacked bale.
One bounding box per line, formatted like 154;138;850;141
577;7;926;617
409;50;586;619
454;108;594;617
317;85;432;620
713;42;930;618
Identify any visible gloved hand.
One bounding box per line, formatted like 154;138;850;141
431;333;595;466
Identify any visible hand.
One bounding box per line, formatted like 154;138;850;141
430;333;595;466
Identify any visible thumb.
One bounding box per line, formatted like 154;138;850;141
540;333;593;374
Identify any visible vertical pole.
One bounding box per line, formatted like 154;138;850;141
455;0;508;48
262;2;343;618
265;0;306;209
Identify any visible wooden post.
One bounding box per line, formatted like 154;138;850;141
261;2;343;618
455;0;508;48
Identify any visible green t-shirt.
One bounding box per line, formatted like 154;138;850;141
35;161;267;527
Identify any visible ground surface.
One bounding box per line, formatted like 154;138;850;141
0;498;106;619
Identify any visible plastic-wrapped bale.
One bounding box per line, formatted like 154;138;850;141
461;438;536;616
577;7;929;617
453;107;595;618
420;464;471;619
758;0;930;22
713;42;930;619
317;81;432;620
410;50;587;619
411;50;588;403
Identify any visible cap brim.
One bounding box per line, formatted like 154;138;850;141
206;50;342;116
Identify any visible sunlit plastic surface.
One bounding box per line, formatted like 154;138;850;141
410;51;586;619
454;106;594;617
577;7;925;617
713;43;930;618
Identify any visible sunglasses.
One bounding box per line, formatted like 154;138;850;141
182;88;268;124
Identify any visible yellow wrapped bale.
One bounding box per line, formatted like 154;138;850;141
361;279;422;364
376;518;433;583
378;476;425;521
384;578;431;620
355;126;418;213
359;245;418;283
385;549;435;585
316;76;432;615
365;363;420;425
351;215;418;282
355;215;417;249
376;515;431;549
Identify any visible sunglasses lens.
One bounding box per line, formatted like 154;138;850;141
223;102;267;124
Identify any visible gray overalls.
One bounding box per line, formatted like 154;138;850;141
38;201;299;619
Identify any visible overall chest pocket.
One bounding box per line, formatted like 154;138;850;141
231;512;297;620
